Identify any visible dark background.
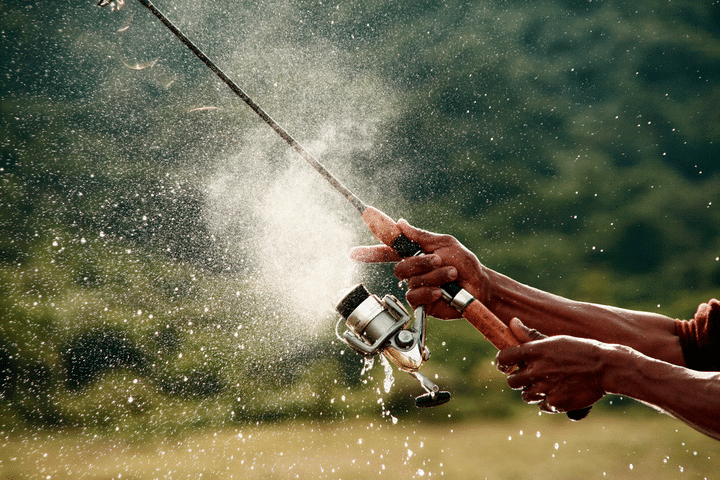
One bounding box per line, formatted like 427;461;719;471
1;0;719;431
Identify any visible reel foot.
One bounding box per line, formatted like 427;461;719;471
415;390;451;408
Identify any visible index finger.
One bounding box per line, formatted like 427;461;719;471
348;245;401;263
496;344;535;372
397;219;455;253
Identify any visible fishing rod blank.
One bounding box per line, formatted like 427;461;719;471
98;0;366;214
93;0;536;358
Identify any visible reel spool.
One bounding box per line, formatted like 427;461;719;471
336;284;451;408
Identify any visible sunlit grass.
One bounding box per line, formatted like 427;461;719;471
2;411;717;479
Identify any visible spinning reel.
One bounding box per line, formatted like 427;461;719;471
336;284;451;408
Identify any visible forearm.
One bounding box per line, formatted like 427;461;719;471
483;268;685;366
603;345;720;440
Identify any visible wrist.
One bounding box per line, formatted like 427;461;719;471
479;266;502;311
468;263;492;307
598;343;637;396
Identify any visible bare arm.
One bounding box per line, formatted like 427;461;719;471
606;344;720;440
350;219;685;366
485;268;685;366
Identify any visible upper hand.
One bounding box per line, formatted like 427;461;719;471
496;318;607;413
348;219;489;320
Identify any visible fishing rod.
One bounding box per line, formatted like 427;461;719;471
97;0;589;417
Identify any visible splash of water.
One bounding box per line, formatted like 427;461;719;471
253;162;359;325
379;355;395;394
205;95;398;354
361;357;375;376
199;0;402;352
205;139;361;347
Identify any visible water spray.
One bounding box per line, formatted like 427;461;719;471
97;0;589;418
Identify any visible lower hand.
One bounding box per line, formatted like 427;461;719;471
496;319;607;414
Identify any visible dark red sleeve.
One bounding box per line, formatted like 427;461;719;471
675;299;720;371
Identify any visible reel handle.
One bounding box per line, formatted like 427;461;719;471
360;206;591;421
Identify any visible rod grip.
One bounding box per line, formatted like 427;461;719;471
360;206;404;247
360;206;429;257
461;295;591;421
462;300;521;350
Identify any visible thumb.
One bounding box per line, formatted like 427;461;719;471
509;317;547;343
396;219;444;250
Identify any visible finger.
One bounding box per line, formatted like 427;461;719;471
520;385;545;404
509;318;547;343
404;286;443;309
506;372;530;390
348;245;401;263
393;255;443;279
538;398;559;414
495;350;516;373
496;345;531;371
397;219;455;252
426;303;464;321
506;368;535;390
406;266;458;290
406;288;461;320
496;361;515;375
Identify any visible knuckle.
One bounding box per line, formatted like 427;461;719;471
436;233;458;245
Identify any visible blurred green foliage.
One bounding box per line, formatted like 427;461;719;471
1;0;719;433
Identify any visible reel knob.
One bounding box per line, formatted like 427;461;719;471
415;391;451;408
395;329;415;348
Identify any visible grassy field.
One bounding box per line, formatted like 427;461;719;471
1;411;717;479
